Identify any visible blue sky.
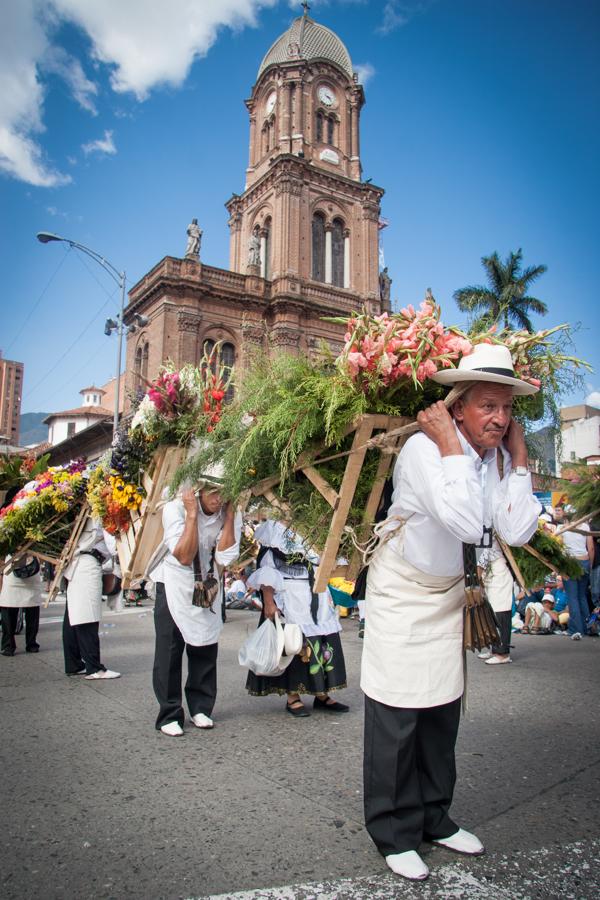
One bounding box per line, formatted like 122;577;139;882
2;0;599;417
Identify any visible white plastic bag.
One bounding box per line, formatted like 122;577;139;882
238;617;280;676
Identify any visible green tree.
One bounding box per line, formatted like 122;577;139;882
454;249;548;331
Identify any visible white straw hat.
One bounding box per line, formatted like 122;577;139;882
431;343;539;396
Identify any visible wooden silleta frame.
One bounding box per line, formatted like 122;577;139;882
249;414;411;593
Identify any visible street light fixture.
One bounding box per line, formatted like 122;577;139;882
36;231;127;435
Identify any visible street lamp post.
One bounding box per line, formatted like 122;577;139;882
37;231;126;435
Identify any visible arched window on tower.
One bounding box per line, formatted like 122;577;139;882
332;219;345;287
327;115;335;146
203;339;236;402
134;340;149;390
316;111;323;143
312;213;326;282
263;218;272;280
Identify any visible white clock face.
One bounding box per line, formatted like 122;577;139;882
318;86;336;107
265;91;276;115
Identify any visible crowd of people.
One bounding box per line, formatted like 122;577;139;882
1;342;598;885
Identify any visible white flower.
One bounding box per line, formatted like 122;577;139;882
131;395;156;433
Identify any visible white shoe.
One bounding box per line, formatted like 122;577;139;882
570;632;582;641
485;655;512;665
160;721;184;737
84;669;121;680
433;828;484;855
191;713;214;729
477;648;492;659
385;850;429;881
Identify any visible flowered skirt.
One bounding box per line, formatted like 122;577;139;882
246;630;347;697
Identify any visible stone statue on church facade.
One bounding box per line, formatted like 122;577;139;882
379;267;392;310
247;231;261;269
185;218;202;259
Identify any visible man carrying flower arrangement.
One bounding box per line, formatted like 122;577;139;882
148;476;241;737
63;517;121;680
361;342;541;882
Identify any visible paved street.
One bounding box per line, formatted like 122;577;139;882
1;600;599;900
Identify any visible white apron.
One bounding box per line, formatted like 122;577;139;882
65;554;103;626
361;538;464;709
0;558;44;608
484;555;514;613
162;560;224;648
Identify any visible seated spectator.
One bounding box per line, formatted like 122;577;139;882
226;571;248;608
551;576;569;631
521;593;557;634
225;569;262;610
516;583;545;620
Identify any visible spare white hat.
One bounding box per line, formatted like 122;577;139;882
431;343;539;396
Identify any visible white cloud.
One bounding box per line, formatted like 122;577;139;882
0;0;71;186
585;390;600;409
376;1;433;35
42;45;98;114
0;0;277;188
82;129;116;156
50;0;277;100
354;62;375;85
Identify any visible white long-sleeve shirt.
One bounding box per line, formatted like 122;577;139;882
384;425;541;577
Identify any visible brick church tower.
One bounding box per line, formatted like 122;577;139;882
124;7;385;401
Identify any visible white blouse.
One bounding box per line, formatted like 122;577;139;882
561;522;590;559
247;521;340;638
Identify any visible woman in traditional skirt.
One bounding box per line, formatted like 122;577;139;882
245;520;349;717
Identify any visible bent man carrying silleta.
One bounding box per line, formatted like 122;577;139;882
361;342;541;882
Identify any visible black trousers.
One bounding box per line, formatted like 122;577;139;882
492;609;512;655
364;694;461;855
152;583;218;729
1;606;40;653
62;603;105;675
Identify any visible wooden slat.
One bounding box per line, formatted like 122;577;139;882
263;488;292;517
497;536;528;593
301;465;339;509
250;473;282;497
46;503;90;605
313;417;374;592
121;445;187;587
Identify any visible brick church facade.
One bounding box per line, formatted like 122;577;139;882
123;9;386;402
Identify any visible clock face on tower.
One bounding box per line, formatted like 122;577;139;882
265;91;277;116
318;85;336;107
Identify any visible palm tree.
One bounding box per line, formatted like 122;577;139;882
454;249;548;331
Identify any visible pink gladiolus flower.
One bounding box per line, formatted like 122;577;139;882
416;359;438;381
346;352;368;376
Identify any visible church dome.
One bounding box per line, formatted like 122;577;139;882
257;14;354;81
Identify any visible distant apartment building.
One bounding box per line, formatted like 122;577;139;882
556;404;600;473
0;352;24;446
